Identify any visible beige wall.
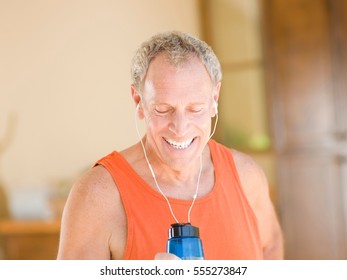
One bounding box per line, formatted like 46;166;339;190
0;0;201;213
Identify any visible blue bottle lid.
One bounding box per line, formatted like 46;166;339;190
168;223;200;238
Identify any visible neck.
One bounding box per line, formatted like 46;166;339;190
151;159;202;185
137;134;203;223
138;136;203;201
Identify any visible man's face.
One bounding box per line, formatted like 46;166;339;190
139;54;220;169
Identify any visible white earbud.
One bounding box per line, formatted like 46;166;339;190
136;103;140;111
213;101;218;114
209;101;219;140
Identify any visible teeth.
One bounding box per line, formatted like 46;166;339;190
164;138;194;149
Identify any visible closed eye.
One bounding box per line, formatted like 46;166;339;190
154;106;172;115
189;106;205;113
155;109;169;114
190;108;203;113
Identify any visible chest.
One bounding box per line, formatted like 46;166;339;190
119;178;263;260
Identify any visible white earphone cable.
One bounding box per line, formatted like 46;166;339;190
134;101;218;223
135;103;205;223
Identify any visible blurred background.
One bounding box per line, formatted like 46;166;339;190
0;0;346;260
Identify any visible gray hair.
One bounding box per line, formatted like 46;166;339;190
130;31;222;90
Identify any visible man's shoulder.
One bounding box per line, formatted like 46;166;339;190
216;145;268;205
58;165;125;260
70;165;118;203
64;165;123;230
238;155;268;209
230;148;260;171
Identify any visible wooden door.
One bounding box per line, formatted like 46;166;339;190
261;0;347;259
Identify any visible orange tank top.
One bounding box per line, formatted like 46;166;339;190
96;140;263;259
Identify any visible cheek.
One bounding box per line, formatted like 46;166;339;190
192;114;212;128
145;116;168;131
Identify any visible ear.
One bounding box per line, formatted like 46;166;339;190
131;84;145;119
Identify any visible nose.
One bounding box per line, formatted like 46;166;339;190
168;110;190;137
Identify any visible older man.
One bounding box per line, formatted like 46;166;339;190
57;31;283;260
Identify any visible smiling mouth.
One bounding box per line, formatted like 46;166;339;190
163;137;195;150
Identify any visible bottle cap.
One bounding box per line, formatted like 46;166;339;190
168;223;200;238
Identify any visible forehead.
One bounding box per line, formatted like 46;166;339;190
142;54;213;102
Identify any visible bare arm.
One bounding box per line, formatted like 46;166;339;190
57;165;126;259
233;150;284;259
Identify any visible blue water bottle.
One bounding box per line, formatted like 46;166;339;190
167;223;204;260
